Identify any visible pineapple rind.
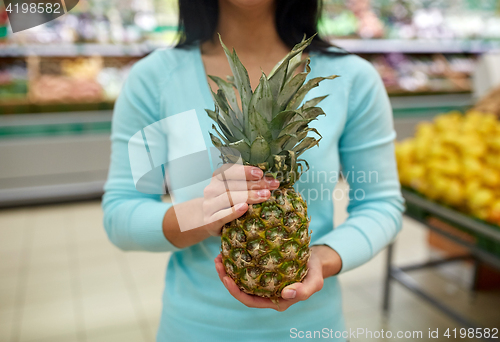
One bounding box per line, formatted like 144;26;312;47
221;188;311;299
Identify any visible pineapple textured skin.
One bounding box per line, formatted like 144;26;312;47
221;187;310;299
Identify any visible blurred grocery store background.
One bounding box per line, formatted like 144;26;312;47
1;0;500;341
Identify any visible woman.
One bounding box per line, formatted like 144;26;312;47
102;0;404;341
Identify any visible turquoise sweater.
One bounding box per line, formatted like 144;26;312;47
102;45;404;342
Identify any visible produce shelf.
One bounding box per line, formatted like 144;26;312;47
0;111;112;139
402;187;500;245
383;188;500;339
0;43;160;57
332;39;500;54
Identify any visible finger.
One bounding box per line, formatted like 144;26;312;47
208;202;248;226
246;177;280;191
205;190;270;216
215;256;273;307
222;275;279;309
281;262;323;301
216;258;295;311
214;254;226;282
214;165;263;181
211;178;279;196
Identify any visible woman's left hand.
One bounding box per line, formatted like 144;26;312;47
214;245;342;312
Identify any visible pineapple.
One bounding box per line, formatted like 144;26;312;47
206;35;338;301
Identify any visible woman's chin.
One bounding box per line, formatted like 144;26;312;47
222;0;275;10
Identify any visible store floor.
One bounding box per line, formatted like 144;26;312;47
1;182;499;342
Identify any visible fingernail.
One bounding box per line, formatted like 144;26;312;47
251;168;263;178
266;178;280;187
257;190;269;197
234;203;246;211
282;289;296;299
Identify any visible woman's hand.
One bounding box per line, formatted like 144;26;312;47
214;245;342;311
202;164;280;236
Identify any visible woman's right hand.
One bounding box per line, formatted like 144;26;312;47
202;164;280;236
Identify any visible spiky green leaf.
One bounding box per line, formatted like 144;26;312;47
248;108;272;142
270;110;301;139
206;109;217;122
212;89;243;131
210;133;223;149
219;34;253;116
276;59;311;111
293;137;321;157
270;133;295;155
229;139;251;161
302;95;329;110
209;75;243;124
287;75;339;111
268;35;315;99
212;124;231;145
216;115;247;143
301;107;325;121
250;73;274;122
285;56;306;84
278;119;314;138
250;136;271;164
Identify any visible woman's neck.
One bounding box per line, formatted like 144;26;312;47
201;0;288;58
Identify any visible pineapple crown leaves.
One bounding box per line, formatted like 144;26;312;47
206;34;339;186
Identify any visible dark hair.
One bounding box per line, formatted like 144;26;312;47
175;0;346;55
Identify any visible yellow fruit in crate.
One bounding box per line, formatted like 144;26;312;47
468;188;495;211
395;140;414;164
400;110;500;223
473;208;491;221
427;174;451;201
441;131;461;146
482;168;500;187
488;201;500;225
423;179;441;201
477;113;497;135
416;180;431;197
406;164;425;188
415;122;434;138
462;114;482;132
429;143;449;159
461;137;486;157
434;112;461;131
399;163;422;186
463;157;483;178
414;139;431;161
398;168;410;185
465;180;481;197
443;180;465;206
429;158;461;176
488;136;500;150
485;154;500;171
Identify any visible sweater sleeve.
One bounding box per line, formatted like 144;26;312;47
101;52;180;253
311;58;405;273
